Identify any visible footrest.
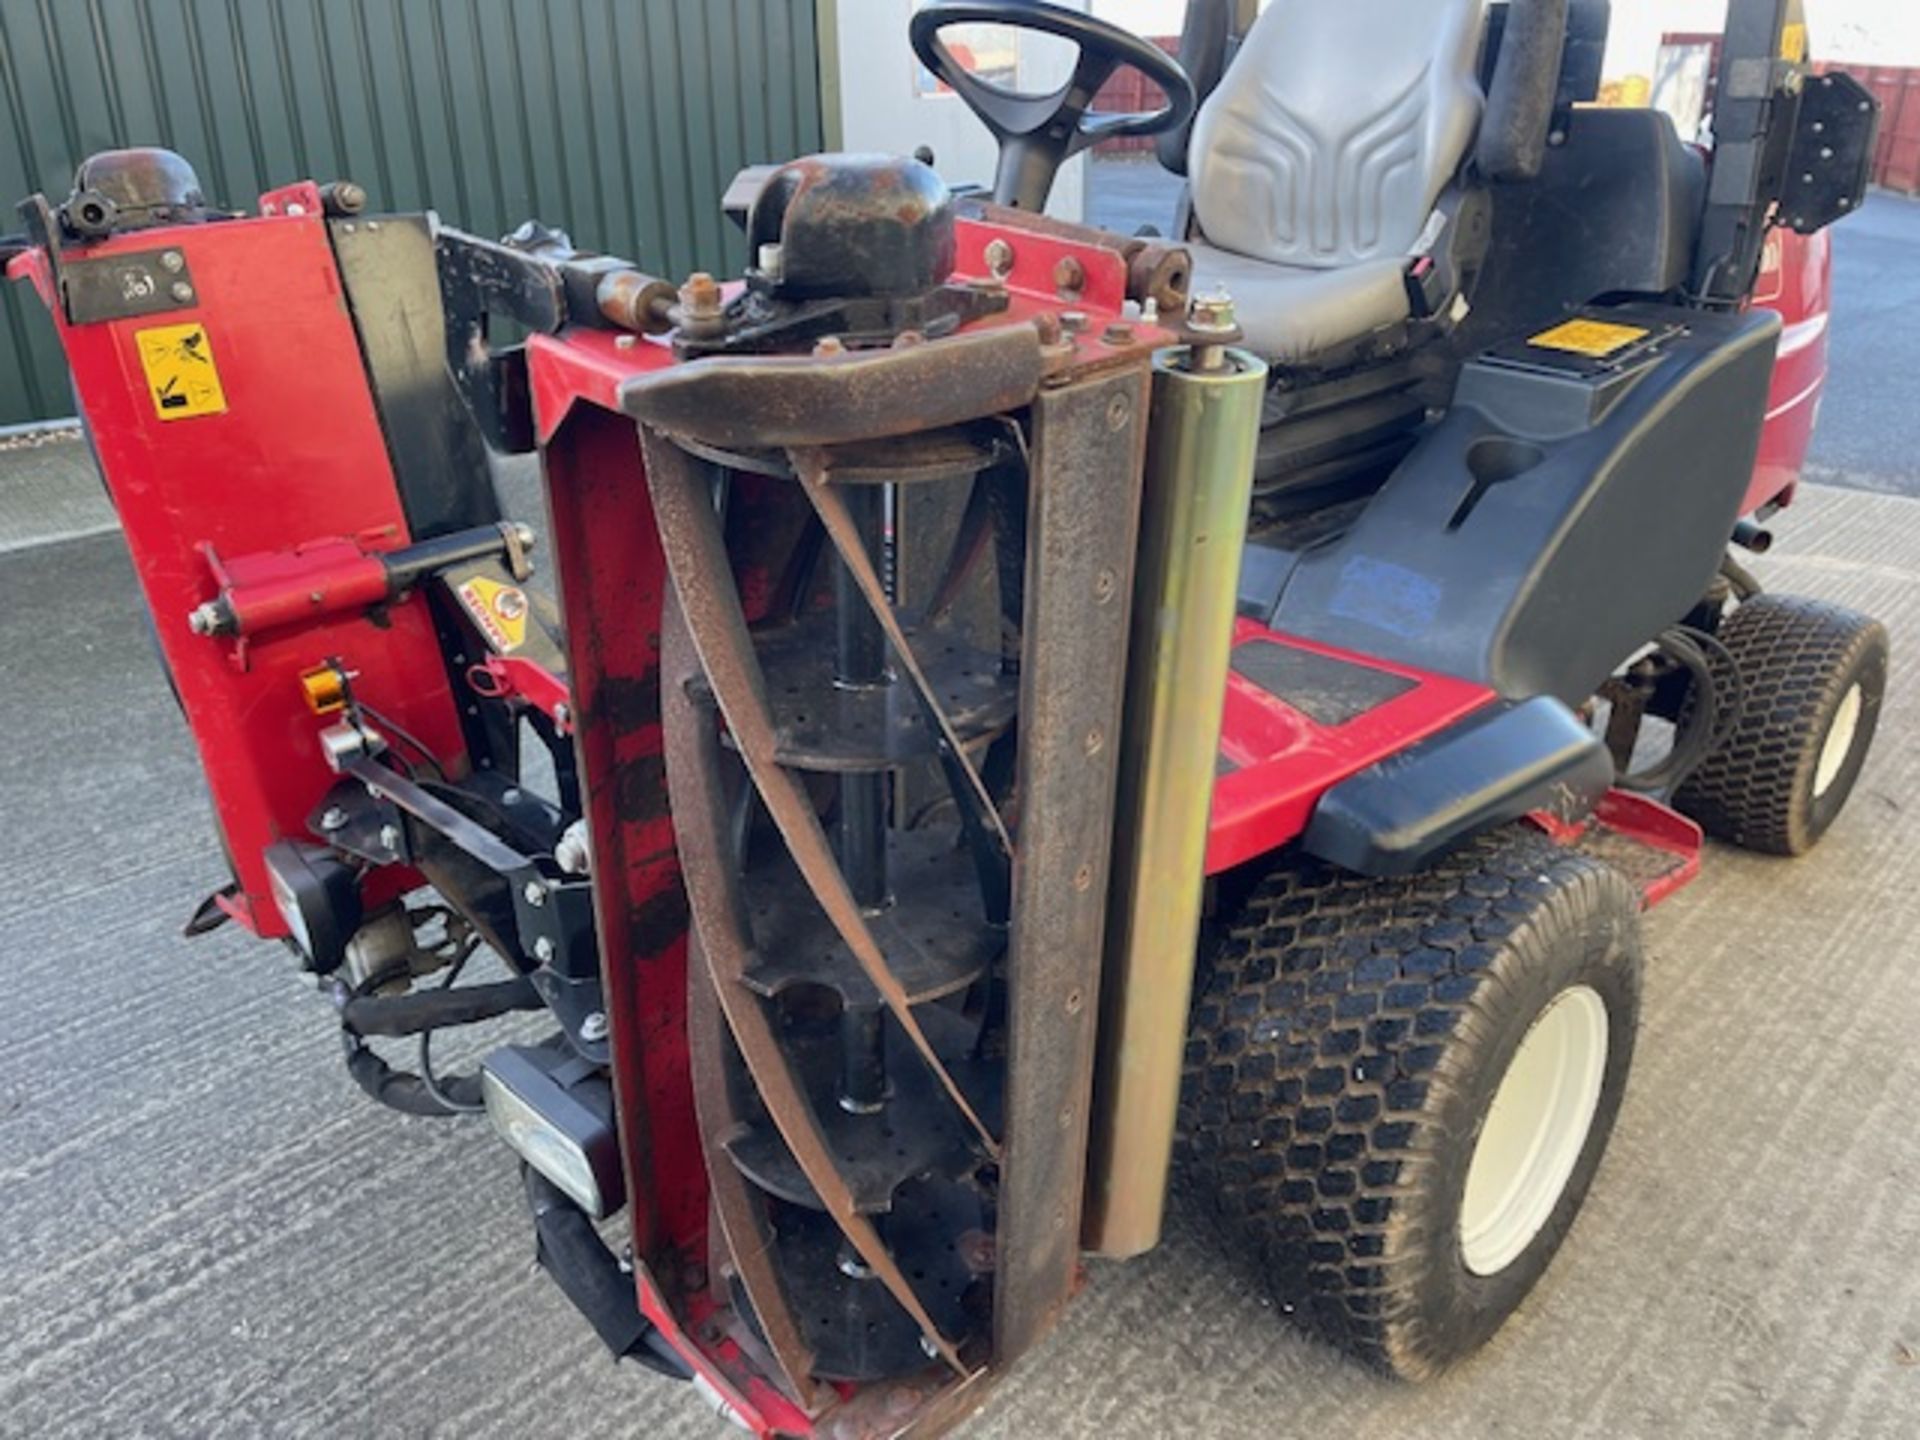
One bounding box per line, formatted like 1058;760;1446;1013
1545;790;1702;908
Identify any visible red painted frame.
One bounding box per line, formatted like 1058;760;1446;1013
8;206;466;934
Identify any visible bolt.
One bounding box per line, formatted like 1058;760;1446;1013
285;202;306;217
1053;255;1085;296
1187;286;1237;370
170;281;194;303
1032;311;1065;347
1093;567;1117;603
533;936;555;963
1061;309;1088;333
1065;987;1084;1015
579;1011;609;1043
1073;863;1093;892
160;250;184;273
320;806;348;832
377;823;401;851
501;787;522;804
553;703;571;728
984;237;1015;277
756;242;784;281
1084;727;1105;757
1101;321;1135;346
892;329;925;349
813;335;846;358
615;333;637;350
365;220;379;232
1106;393;1131;431
523;880;547;907
341;222;356;234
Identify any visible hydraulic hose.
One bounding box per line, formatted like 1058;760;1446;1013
339;976;542;1038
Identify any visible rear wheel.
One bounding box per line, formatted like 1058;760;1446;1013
1180;830;1642;1379
1673;594;1888;855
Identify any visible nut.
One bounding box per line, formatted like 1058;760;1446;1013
1053;255;1085;297
1187;286;1237;336
678;271;724;319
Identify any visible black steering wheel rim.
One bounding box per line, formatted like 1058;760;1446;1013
910;2;1197;207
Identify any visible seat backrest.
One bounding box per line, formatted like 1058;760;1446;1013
1189;0;1488;270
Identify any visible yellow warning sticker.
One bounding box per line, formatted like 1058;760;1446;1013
135;322;227;420
458;575;530;654
1528;318;1652;359
1781;22;1809;63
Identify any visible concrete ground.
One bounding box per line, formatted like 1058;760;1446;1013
5;191;1920;1439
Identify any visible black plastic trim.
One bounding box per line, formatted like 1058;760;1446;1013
523;1168;691;1379
1303;697;1612;877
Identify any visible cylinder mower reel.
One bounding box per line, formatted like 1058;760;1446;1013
4;0;1890;1432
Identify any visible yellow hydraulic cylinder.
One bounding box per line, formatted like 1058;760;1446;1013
1083;339;1266;1258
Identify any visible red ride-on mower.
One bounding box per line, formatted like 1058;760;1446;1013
5;0;1886;1431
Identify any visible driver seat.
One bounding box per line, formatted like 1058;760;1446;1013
1186;0;1488;363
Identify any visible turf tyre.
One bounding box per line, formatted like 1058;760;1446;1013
1180;829;1643;1379
1673;594;1887;855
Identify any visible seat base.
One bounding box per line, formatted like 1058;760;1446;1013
1187;241;1413;364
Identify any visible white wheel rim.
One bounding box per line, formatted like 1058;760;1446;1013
1814;683;1864;800
1459;985;1610;1277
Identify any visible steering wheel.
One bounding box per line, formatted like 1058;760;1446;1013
910;2;1197;211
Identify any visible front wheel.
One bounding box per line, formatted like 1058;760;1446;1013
1674;594;1889;856
1179;830;1643;1379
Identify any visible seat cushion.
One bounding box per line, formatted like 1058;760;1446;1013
1189;0;1486;270
1187;242;1412;363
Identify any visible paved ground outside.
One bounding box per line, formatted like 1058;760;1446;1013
4;184;1920;1438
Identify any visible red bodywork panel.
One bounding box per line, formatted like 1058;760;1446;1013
1208;620;1497;875
8;208;466;934
1749;225;1832;513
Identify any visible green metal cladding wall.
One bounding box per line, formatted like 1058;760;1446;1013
0;0;828;424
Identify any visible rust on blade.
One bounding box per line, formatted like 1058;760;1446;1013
642;426;1000;1161
686;927;823;1411
661;591;974;1380
620;321;1048;450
